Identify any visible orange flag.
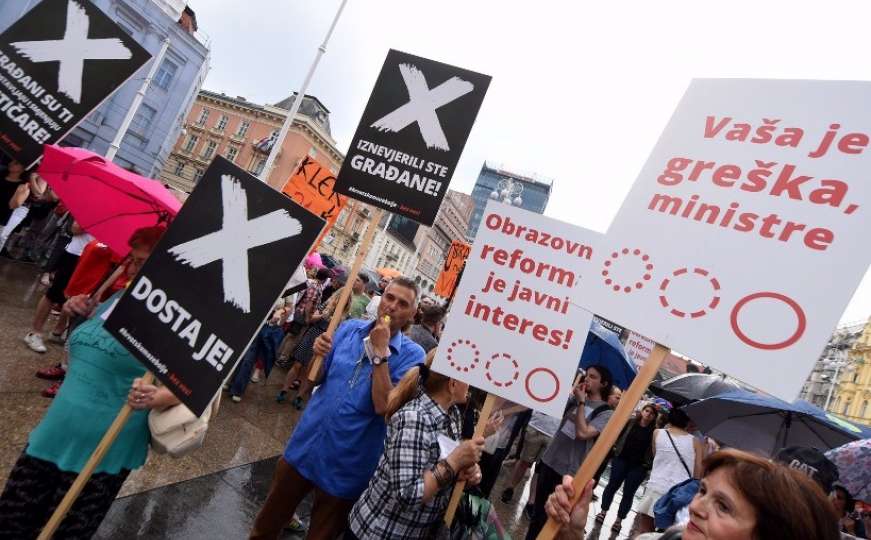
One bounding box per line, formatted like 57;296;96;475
435;240;471;297
282;156;347;250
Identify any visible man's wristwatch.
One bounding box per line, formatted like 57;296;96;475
371;354;388;366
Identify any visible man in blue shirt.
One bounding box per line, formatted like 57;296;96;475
249;277;424;540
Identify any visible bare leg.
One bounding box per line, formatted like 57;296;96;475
31;296;53;333
635;514;655;535
509;460;532;489
51;312;69;336
281;363;302;391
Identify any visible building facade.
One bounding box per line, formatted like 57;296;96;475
412;190;474;294
159;90;342;192
800;321;865;408
829;318;871;424
467;162;553;239
0;0;211;177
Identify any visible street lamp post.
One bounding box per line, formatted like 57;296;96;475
489;177;524;206
823;349;849;411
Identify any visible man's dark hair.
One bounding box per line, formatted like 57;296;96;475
387;276;420;304
358;273;370;284
316;268;330;281
420;304;446;326
668;408;691;429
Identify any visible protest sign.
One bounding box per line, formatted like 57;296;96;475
0;0;151;167
592;315;625;339
282;155;347;249
432;201;603;418
434;239;471;298
624;330;655;369
576;79;871;400
105;156;324;415
334;49;490;226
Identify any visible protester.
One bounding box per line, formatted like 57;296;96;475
404;303;445;352
228;312;287;403
0;226;176;539
500;409;557;507
832;485;868;538
478;399;524;498
632;407;705;536
544;448;840;540
348;273;371;318
277;282;352;409
294;267;329;333
345;349;488;539
525;365;615;539
23;222;93;353
248;277;424;540
595;402;658;534
0;160;28;252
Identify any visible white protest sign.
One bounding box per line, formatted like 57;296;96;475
432;201;601;417
624;331;655;369
577;79;871;400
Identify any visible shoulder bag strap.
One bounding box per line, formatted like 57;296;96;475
665;430;693;479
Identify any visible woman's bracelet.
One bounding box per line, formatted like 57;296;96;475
433;459;456;488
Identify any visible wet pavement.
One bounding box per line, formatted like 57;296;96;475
0;257;641;538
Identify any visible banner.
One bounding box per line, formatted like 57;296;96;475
624;330;655;369
0;0;151;167
282;155;347;250
334;49;491;226
105;156;325;415
577;79;871;400
434;240;471;297
432;201;603;417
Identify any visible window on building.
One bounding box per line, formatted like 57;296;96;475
173;160;185;176
236;120;250;138
183;134;199;153
225;146;238;163
861;400;869;419
853;372;859;383
308;147;318;158
196;108;209;126
154;59;178;91
202;140;217;160
129;104;157;136
194;168;204;183
843;401;851;415
215;114;228;132
252;158;266;176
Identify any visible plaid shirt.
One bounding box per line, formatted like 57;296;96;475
294;278;323;321
348;391;462;539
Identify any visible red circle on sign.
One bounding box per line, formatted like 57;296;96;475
525;368;560;402
730;292;806;350
447;340;480;372
485;353;520;388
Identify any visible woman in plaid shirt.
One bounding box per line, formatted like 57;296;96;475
346;349;489;539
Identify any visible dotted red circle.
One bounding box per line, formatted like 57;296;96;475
485;353;520;388
602;248;653;294
730;292;806;350
447;339;480;373
659;267;721;319
525;368;560;403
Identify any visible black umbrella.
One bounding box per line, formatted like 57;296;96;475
649;373;740;406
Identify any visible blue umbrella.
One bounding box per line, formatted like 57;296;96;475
578;322;637;390
791;399;871;439
684;389;865;456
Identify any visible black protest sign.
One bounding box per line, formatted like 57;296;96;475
0;0;151;167
335;49;490;226
105;157;325;415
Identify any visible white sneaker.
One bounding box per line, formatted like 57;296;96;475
231;395;242;403
250;369;262;383
24;332;47;353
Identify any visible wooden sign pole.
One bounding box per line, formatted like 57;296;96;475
536;343;670;539
443;393;497;526
308;207;384;382
39;371;155;539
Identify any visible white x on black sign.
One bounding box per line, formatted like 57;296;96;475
371;63;474;151
10;0;133;103
168;175;302;314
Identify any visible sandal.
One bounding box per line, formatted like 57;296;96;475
292;396;305;410
289;379;301;391
276;390;288;403
611;521;622;534
595;510;607;524
42;381;62;398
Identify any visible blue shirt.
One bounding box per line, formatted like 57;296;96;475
284;319;425;499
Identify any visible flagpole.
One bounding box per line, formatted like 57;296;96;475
106;38;171;162
259;0;349;184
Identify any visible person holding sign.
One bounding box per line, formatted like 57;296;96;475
525;365;615;540
0;226;175;539
344;349;490;539
544;449;840;540
248;277;425;540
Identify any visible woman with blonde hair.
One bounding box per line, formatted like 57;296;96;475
344;349;493;539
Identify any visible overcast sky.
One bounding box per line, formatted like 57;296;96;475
192;0;870;325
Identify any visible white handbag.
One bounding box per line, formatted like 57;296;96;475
148;392;221;458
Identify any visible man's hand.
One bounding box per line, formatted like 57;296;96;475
572;382;587;404
63;294;96;318
313;332;333;358
457;464;483;486
545;476;593;538
369;315;391;357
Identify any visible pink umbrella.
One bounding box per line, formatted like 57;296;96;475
38;145;182;257
304;252;323;269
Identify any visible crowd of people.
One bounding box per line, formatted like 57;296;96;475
0;155;865;540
